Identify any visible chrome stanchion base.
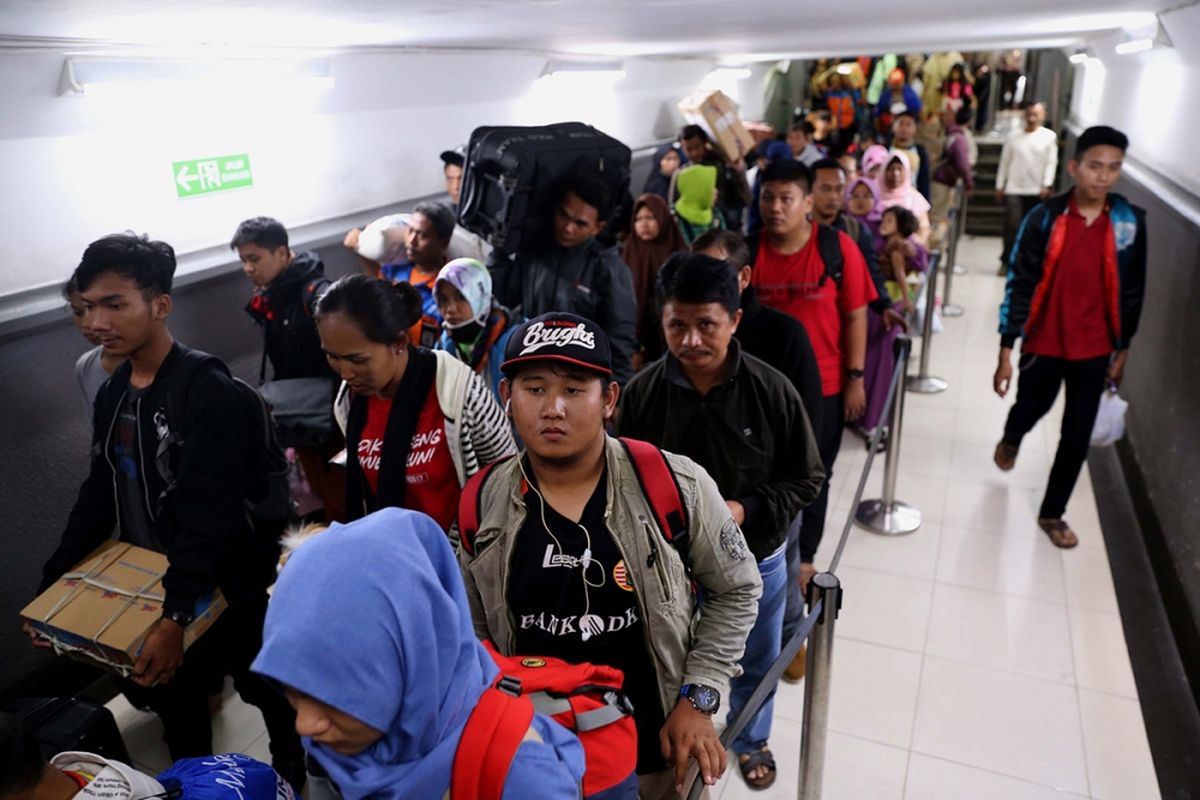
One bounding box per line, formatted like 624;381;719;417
855;499;922;535
907;375;948;393
952;264;968;275
942;303;964;317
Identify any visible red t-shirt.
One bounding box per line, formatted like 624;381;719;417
357;395;392;494
404;388;460;531
1024;197;1113;361
752;228;878;395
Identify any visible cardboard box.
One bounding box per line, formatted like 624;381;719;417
677;90;756;164
21;541;226;676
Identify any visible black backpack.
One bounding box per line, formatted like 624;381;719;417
154;348;292;530
746;224;844;287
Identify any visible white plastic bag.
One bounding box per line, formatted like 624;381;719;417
1090;384;1128;447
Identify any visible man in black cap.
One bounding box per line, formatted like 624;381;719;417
458;312;762;799
440;145;467;206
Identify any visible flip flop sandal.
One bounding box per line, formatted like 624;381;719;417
1038;518;1079;549
738;747;777;790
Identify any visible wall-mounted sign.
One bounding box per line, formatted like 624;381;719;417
172;154;253;198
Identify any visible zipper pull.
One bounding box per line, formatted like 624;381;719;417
647;550;656;569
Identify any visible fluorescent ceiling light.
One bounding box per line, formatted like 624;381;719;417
542;60;625;79
1069;52;1091;64
835;63;854;74
1115;38;1155;55
59;57;332;95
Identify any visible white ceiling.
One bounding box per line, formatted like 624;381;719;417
0;0;1169;58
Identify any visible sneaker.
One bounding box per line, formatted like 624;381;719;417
994;441;1019;471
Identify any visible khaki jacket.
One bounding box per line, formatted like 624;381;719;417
459;436;763;715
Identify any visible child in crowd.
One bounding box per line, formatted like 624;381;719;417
878;205;927;317
941;63;975;112
62;277;123;423
434;258;522;401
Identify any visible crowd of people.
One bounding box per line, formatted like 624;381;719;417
13;47;1149;800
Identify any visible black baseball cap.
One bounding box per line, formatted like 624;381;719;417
501;312;613;377
440;145;467;168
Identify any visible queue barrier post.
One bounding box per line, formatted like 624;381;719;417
905;251;948;394
942;180;968;316
857;336;923;535
797;573;842;799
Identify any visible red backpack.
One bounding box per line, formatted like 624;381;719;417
451;642;637;799
454;438;692;798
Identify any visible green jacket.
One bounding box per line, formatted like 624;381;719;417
459;436;763;713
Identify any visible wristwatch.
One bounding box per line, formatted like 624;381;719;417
846;368;865;381
679;683;721;715
161;609;194;627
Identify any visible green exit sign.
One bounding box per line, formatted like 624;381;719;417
173;154;253;198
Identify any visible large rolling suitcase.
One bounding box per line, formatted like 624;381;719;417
457;122;631;256
5;696;132;763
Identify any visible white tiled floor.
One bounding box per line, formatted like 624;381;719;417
107;236;1159;798
725;236;1157;800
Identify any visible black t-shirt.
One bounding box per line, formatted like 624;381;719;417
508;461;667;774
112;388;160;552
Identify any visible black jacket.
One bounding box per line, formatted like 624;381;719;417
490;238;638;384
40;344;277;616
618;342;825;560
245;250;333;381
736;287;824;436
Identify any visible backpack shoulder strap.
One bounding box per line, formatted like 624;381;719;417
457;455;515;557
746;231;761;267
155;349;226;498
618;438;689;548
302;278;331;318
451;678;535;800
816;224;844;286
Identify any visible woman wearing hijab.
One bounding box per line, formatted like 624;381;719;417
642;143;685;200
621;194;687;363
671;163;724;246
845;175;886;253
860;144;892;182
252;508;586;800
878;152;932;244
434;258;522;401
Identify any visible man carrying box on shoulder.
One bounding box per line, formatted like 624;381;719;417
24;233;304;790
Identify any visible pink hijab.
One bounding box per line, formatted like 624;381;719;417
861;145;892;181
878;150;931;216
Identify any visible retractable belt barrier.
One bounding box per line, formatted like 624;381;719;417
687;335;914;799
942;178;968;317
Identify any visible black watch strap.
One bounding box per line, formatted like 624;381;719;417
162;609;194;627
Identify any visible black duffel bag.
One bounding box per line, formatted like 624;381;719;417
457;122;631;256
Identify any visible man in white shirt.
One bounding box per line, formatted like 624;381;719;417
996;101;1059;272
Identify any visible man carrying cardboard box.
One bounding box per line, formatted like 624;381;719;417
24;233;304;789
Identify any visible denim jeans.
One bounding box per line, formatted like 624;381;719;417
726;548;788;754
782;512;804;644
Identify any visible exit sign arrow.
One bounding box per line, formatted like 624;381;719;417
175;164;197;193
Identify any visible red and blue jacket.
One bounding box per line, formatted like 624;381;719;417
999;190;1147;351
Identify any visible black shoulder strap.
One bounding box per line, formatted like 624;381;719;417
155;349;226;505
816;224;843;286
746;231;761;267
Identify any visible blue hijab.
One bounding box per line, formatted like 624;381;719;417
252;509;500;799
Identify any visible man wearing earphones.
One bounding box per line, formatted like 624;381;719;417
459;311;762;799
618;254;823;791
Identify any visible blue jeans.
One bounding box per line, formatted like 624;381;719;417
782;512;804;643
726;548;788;754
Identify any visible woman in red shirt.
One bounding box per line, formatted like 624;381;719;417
315;275;515;528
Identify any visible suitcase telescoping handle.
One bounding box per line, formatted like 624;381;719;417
459;158;519;248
